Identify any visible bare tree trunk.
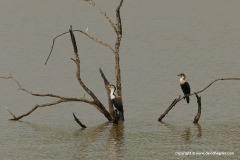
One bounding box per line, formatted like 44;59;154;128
115;0;124;99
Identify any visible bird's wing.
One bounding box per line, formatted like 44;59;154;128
112;97;124;112
181;82;191;95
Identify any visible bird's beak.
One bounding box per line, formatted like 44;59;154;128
177;74;180;76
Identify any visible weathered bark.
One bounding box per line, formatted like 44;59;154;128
193;93;201;123
115;0;123;98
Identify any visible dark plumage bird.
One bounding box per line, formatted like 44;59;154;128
178;73;191;103
108;84;124;121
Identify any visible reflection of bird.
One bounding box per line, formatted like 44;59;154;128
178;73;191;103
108;84;124;120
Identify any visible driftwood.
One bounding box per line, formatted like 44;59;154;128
1;0;124;125
159;78;240;122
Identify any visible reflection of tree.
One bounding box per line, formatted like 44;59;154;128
71;122;110;159
181;128;191;143
107;123;124;159
194;123;202;138
72;122;124;159
160;122;202;143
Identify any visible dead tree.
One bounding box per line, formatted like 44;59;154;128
1;0;124;125
158;78;240;123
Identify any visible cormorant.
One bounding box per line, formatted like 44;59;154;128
178;73;191;103
108;84;124;121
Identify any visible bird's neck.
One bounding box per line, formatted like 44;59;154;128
110;89;116;99
180;77;186;84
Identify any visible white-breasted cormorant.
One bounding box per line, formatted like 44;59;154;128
108;84;124;121
178;73;191;103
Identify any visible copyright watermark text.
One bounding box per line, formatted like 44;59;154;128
175;151;234;156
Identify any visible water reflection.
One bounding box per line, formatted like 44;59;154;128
160;122;202;143
74;122;110;137
194;123;202;138
107;123;124;159
73;122;125;159
181;128;191;143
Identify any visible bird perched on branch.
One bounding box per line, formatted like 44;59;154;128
178;73;191;103
108;84;124;121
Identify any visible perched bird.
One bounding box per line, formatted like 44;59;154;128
108;84;124;121
178;73;191;103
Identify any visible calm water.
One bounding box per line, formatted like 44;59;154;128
1;0;240;159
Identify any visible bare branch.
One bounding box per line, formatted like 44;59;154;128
9;99;66;121
195;78;240;95
73;113;87;128
69;27;112;121
45;29;115;65
85;0;118;34
0;74;106;120
5;107;17;119
193;93;201;123
69;28;99;102
116;0;123;36
74;30;115;53
0;75;94;104
159;77;240;122
45;31;69;65
158;96;181;121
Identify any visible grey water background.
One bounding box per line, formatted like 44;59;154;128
0;0;240;159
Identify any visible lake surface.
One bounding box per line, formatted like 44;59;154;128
0;0;240;159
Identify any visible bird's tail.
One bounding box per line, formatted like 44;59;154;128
186;96;190;103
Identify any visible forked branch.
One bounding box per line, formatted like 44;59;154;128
0;74;96;120
69;27;112;121
158;78;240;122
45;29;114;65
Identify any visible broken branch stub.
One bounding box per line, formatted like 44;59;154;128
99;68;116;120
73;113;87;128
193;93;201;123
